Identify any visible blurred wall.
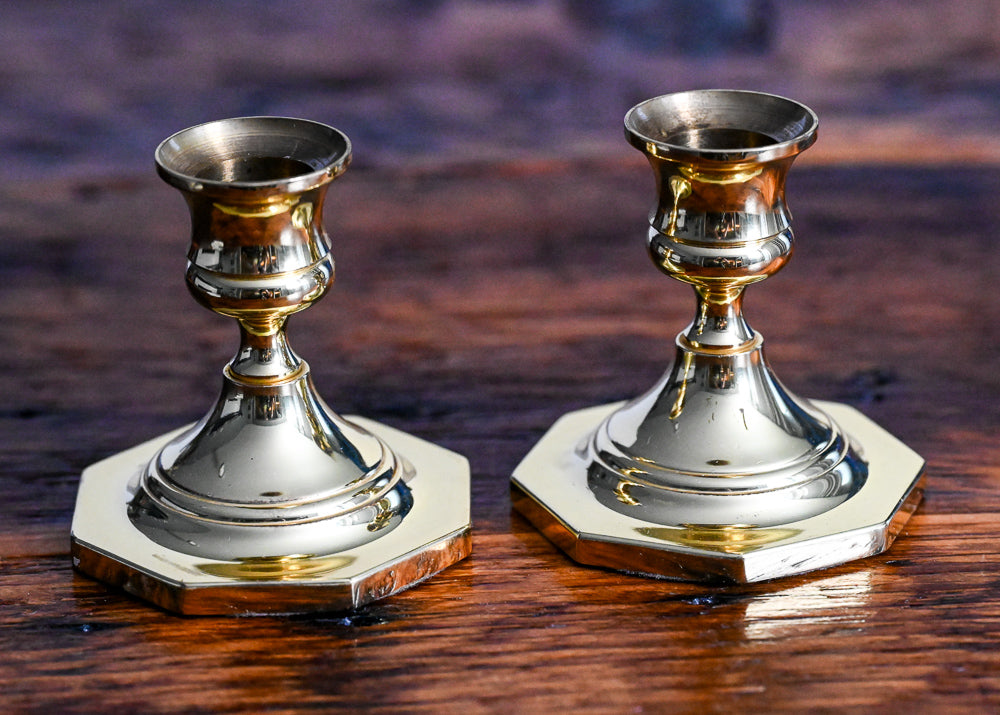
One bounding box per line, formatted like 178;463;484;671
3;0;1000;179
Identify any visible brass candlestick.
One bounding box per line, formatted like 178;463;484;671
71;117;471;614
512;90;924;582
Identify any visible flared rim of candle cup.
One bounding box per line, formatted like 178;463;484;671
625;89;818;164
155;116;351;194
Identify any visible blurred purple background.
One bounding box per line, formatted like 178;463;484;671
4;0;1000;179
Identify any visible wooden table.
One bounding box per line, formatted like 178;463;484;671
5;2;1000;711
4;157;1000;712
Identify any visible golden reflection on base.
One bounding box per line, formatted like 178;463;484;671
195;554;355;581
636;525;802;554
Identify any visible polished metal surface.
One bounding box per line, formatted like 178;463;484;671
74;419;470;615
512;90;925;582
71;117;471;613
513;401;923;582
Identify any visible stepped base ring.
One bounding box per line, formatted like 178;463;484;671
512;400;924;583
71;417;471;615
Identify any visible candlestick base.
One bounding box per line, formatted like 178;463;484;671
72;417;470;615
512;400;923;583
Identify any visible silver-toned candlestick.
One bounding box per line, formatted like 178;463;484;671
71;117;471;614
512;90;924;582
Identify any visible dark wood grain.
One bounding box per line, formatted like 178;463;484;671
3;160;1000;713
6;1;1000;711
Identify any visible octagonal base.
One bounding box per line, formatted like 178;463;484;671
512;400;924;583
72;417;471;615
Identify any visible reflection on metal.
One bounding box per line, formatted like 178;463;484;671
635;524;801;555
512;90;925;583
668;350;694;419
195;555;356;581
614;480;641;506
71;118;471;615
666;175;691;234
